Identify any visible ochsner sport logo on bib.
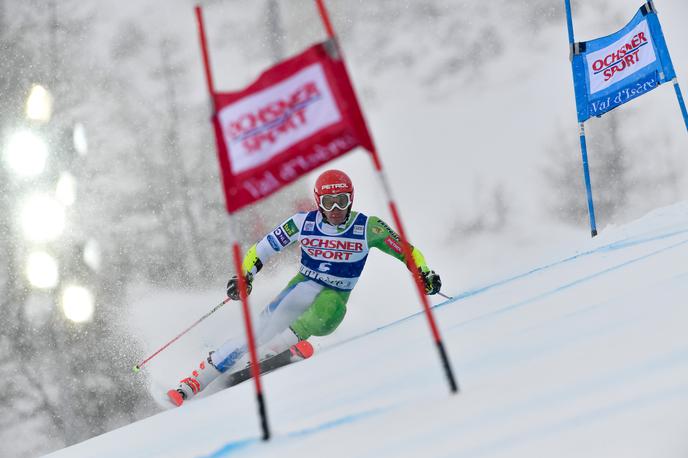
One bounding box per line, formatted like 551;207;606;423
301;237;365;261
586;19;656;94
219;63;342;174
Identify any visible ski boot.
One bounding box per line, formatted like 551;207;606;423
167;354;221;407
290;340;314;361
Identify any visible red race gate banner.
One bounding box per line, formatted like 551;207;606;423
212;40;374;213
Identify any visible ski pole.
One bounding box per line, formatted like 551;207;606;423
133;297;232;373
438;291;454;301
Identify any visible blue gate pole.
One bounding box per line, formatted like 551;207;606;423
672;78;688;132
564;0;575;45
565;0;598;237
578;123;598;237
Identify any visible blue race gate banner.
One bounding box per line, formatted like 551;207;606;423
571;2;677;122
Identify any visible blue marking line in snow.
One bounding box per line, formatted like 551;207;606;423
200;438;257;458
286;406;387;438
201;407;388;457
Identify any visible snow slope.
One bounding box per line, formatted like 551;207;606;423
45;202;688;457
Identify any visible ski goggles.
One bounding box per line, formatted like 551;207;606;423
319;192;352;211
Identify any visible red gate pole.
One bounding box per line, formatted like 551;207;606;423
314;0;458;394
371;165;459;394
194;5;272;440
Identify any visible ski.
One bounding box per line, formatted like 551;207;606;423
226;340;314;388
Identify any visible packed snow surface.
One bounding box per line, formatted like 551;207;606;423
46;202;688;458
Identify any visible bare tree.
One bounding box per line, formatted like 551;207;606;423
449;180;511;237
542;111;632;226
0;3;154;456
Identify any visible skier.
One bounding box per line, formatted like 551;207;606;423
168;169;442;406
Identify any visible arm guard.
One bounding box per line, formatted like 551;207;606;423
242;244;263;276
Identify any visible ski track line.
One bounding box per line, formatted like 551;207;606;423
441;225;688;311
480;279;686;375
440;384;688;458
443;235;688;334
200;406;391;458
459;282;669;375
400;346;688;458
450;381;688;458
328;227;688;351
443;225;688;307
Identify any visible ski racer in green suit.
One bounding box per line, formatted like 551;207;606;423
168;169;442;406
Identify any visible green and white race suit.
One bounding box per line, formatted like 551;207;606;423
210;210;431;373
